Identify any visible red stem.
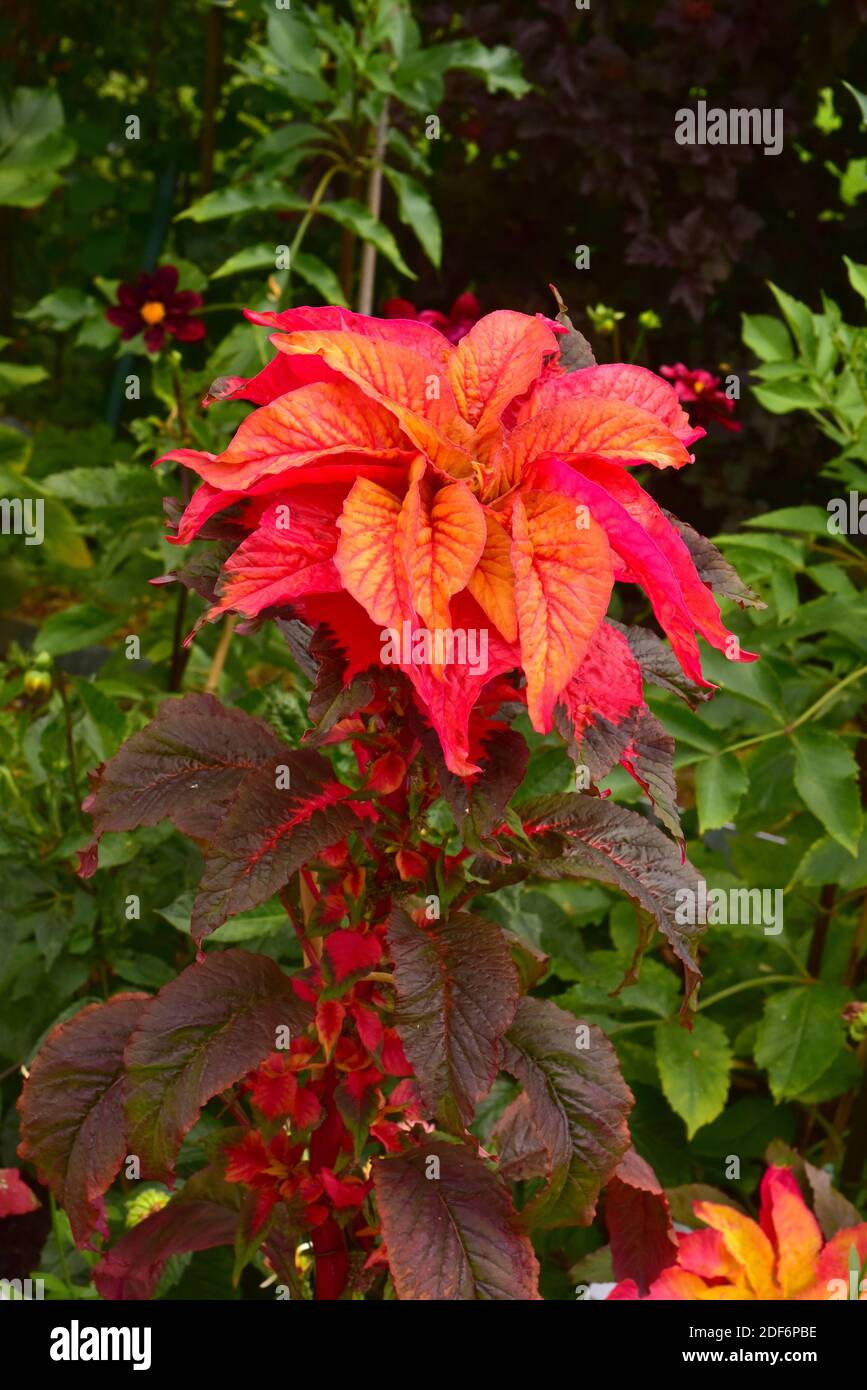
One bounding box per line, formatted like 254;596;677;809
309;1067;349;1300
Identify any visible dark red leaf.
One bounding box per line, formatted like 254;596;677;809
93;1169;242;1300
17;994;149;1245
373;1141;541;1300
496;997;633;1230
518;794;705;1010
387;908;519;1129
191;750;359;941
81;692;287;857
124;951;310;1182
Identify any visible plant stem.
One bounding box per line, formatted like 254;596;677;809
687;664;867;767
205;614;236;694
357;100;390;316
57;677;83;818
50;1192;72;1292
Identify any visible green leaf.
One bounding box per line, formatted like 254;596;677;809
0;361;48;390
843;255;867;306
210;243;279;280
655;1014;732;1138
753;380;825;413
319;198;415;278
695;753;749;832
383;166;441;266
793;833;867;891
841;80;867;126
743;505;830;535
754;985;849;1101
19;288;97;330
178;185;307;223
741;313;793;362
0;87;76;207
792;727;863;855
34;604;116;656
767;283;817;363
293;251;348;306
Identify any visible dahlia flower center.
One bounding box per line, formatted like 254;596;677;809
693;379;705;393
140;300;167;326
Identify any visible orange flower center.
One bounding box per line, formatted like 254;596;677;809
140;300;166;326
693;379;705;393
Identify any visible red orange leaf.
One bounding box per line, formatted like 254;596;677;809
177;381;411;491
0;1169;39;1217
510;490;613;731
272;330;475;477
210;495;342;619
498;395;691;491
467;510;518;643
447;310;557;439
334;477;404;628
397;475;486;638
520;363;702;445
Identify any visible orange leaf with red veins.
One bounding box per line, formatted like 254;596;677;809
176;382;411;491
447;310;557;440
316;1000;346;1060
397;476;486;639
692;1199;778;1299
510;491;614;732
272;331;475;477
757;1166;823;1298
519;363;702;445
496;396;691;492
467;510;518;643
335;477;404;628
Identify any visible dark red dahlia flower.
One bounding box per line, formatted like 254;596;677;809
383;291;481;344
659;362;741;433
106;264;206;353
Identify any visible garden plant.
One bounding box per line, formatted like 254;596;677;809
1;0;866;1317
